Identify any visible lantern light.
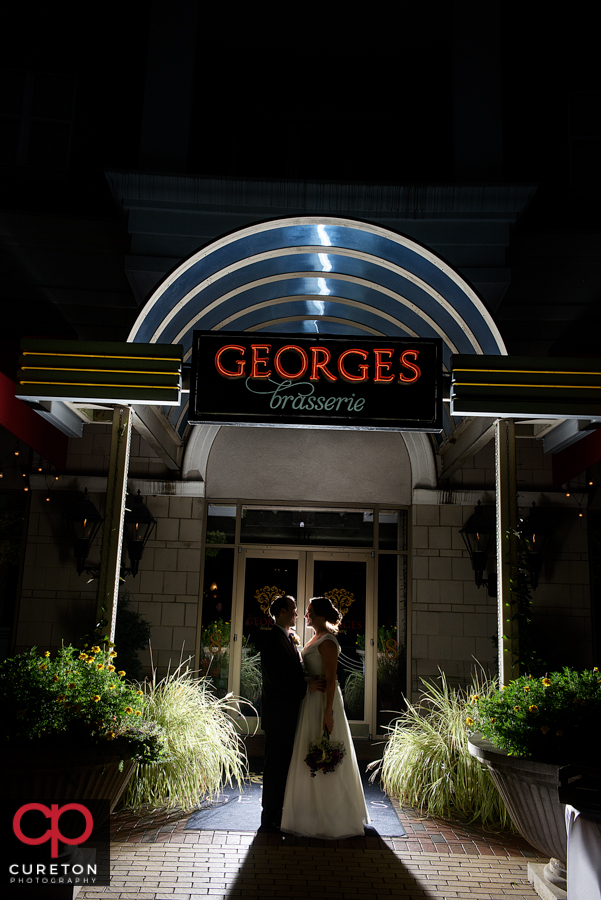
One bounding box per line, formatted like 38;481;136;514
460;501;497;596
64;488;103;575
123;491;156;577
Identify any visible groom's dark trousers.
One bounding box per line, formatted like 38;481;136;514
260;626;306;828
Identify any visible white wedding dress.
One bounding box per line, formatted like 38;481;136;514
280;633;369;838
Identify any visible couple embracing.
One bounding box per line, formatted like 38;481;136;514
260;594;369;838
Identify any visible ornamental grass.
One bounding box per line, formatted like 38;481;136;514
474;666;601;762
372;670;513;829
120;660;249;811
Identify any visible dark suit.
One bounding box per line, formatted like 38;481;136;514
260;625;306;827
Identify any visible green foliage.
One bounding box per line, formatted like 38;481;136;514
372;671;513;829
240;650;262;701
120;662;249;811
205;530;227;557
114;593;151;680
201;618;231;649
505;526;547;676
0;645;168;764
475;667;601;762
81;591;152;681
343;671;365;718
355;625;397;652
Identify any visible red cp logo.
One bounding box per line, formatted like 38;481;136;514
13;803;94;858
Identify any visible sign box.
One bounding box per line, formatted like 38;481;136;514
190;332;442;431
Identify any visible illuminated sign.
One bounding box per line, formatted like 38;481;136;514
451;354;601;418
16;340;183;406
190;332;442;431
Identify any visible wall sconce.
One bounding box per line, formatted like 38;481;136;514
122;491;156;577
64;488;155;578
64;488;104;575
520;502;551;590
460;501;497;596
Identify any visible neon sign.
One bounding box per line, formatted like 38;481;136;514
190;331;442;431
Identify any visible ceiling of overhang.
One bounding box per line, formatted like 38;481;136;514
127;216;507;436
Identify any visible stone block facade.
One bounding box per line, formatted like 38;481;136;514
12;424;594;701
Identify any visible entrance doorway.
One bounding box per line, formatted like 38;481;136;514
199;503;408;739
232;549;374;735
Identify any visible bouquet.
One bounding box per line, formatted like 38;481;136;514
304;727;346;777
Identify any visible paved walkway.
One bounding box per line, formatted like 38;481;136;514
78;804;545;900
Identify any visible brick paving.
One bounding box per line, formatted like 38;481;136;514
77;804;545;900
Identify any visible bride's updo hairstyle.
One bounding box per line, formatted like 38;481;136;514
310;596;342;633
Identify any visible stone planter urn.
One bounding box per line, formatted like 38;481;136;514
468;733;567;894
0;747;136;815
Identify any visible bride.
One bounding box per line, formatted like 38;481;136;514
280;596;369;839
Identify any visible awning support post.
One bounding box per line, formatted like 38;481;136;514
96;406;132;644
495;418;520;685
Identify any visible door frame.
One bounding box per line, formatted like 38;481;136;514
232;547;375;734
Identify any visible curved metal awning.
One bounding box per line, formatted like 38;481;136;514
128;215;507;436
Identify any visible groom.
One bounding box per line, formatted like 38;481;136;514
260;594;317;831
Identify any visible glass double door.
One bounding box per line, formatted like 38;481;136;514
230;548;375;735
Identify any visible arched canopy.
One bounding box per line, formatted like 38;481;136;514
128;216;506;435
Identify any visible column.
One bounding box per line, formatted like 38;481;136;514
96;407;132;644
495;418;519;684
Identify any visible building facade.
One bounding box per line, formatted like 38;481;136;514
1;2;600;739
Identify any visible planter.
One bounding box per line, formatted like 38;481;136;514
468;733;566;892
0;748;136;816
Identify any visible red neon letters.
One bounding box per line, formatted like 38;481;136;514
214;343;421;384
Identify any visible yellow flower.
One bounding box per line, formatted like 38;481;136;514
56;694;67;703
109;684;115;690
541;726;550;734
465;717;474;726
96;664;104;670
118;670;126;677
68;683;76;690
135;710;142;716
91;695;101;702
52;674;59;682
490;717;497;724
109;651;117;658
136;690;143;696
44;651;51;657
125;707;133;714
106;732;115;740
514;705;521;711
542;678;551;686
78;653;87;661
523;686;531;692
107;665;115;672
594;667;599;672
471;694;480;702
91;646;101;654
528;705;538;713
39;664;47;671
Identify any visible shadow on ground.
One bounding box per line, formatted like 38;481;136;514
224;830;436;899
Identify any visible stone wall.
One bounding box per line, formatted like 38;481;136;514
410;438;592;696
15;423;202;676
13;424;593;694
